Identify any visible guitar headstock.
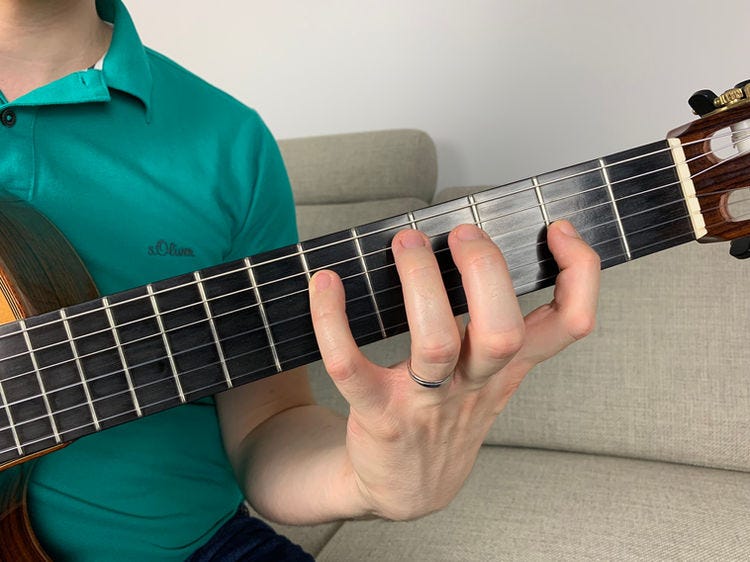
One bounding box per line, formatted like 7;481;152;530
667;81;750;255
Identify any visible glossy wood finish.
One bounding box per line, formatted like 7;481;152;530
668;102;750;241
0;467;50;562
0;199;95;561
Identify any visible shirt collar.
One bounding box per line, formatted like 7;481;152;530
3;0;153;117
96;0;153;116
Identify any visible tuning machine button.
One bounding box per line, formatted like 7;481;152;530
730;237;750;259
688;90;718;116
689;80;750;117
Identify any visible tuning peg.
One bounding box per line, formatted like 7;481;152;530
730;237;750;259
688;89;718;116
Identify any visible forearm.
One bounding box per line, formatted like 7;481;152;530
234;404;371;525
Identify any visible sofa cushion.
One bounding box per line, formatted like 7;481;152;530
312;446;750;561
494;241;750;472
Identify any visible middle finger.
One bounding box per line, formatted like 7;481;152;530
448;224;525;388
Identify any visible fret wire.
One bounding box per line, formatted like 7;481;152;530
19;319;61;443
0;137;710;393
14;184;708;408
61;309;103;429
0;208;701;450
532;176;551;226
0;168;700;400
0;194;709;445
245;258;282;372
467;194;482;230
352;227;387;339
2;132;736;450
4;196;709;432
298;243;311;283
2;133;735;355
147;284;186;403
0;174;694;387
1;193;705;420
598;158;632;261
0;139;709;348
0;371;23;455
194;272;233;390
102;298;142;417
407;210;418;230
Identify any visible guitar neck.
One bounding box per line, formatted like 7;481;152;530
0;138;695;468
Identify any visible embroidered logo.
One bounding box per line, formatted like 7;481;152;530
148;240;195;257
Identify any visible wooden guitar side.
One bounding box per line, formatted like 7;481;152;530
0;200;99;562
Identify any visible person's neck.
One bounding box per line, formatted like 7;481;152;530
0;0;112;101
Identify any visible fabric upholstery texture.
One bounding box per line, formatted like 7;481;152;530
316;447;750;561
278;129;436;206
264;129;749;559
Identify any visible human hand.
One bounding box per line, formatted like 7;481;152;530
308;221;600;520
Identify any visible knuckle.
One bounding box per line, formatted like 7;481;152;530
566;312;597;341
325;353;359;382
367;414;404;444
482;325;526;361
419;336;460;366
583;249;601;270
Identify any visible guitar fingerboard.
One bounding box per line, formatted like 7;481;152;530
0;139;695;466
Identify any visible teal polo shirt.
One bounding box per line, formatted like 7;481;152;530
0;0;298;559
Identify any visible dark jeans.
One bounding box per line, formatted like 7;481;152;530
186;506;315;561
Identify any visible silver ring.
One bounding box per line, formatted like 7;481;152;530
407;360;454;389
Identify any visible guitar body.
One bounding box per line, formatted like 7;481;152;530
0;200;99;562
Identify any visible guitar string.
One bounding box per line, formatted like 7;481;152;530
0;202;732;446
1;132;748;375
0;214;702;453
0;134;743;399
0;140;742;395
2;133;728;338
0;203;696;445
0;136;748;446
6;136;750;450
0;191;703;403
0;133;734;350
0;215;703;457
0;170;697;376
0;132;742;360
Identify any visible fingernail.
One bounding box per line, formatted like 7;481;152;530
556;220;581;239
455;224;484;241
313;271;332;291
398;229;426;248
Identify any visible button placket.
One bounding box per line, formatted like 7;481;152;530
0;106;35;200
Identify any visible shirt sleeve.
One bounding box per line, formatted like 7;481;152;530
224;113;299;262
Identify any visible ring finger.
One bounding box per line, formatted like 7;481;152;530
392;229;461;390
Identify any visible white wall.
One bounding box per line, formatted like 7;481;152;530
126;0;749;191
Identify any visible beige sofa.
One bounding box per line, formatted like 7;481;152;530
257;129;750;560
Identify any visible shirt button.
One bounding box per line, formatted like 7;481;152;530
1;108;16;128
